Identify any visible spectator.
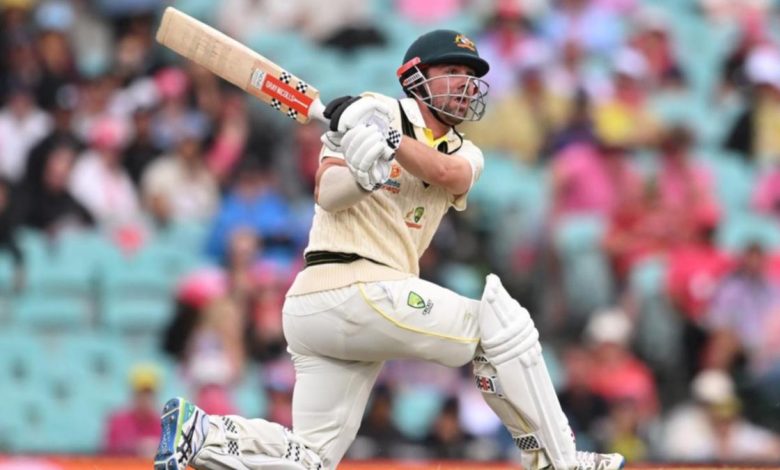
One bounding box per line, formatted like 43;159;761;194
0;81;52;182
703;242;780;374
216;0;299;43
558;345;609;443
752;166;780;221
205;91;251;186
20;141;93;233
603;175;687;282
298;0;386;52
150;67;209;152
349;385;407;460
628;7;681;87
660;369;780;462
103;364;162;457
550;141;642;223
34;29;77;111
665;212;731;324
462;46;573;164
183;297;245;415
591;48;661;150
423;396;478;460
184;296;246;389
140;122;219;226
583;309;658;420
69;115;140;226
22;95;82;195
123;105;162;186
703;242;780;428
205;157;299;265
593;399;648;462
162;266;227;362
396;0;464;24
540;0;624;58
655;125;719;228
724;45;780;164
475;5;550;97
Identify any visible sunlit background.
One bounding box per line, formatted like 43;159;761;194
1;0;780;468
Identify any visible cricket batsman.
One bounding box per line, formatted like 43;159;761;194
154;29;626;470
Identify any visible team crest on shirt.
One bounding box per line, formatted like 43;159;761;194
404;206;425;229
407;291;434;315
389;163;402;179
454;34;477;52
382;163;402;194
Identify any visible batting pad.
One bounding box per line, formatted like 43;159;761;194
476;274;577;470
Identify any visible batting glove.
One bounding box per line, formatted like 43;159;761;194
321;95;401;156
341;124;396;191
324;95;394;133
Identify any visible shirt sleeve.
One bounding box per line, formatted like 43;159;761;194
450;139;484;211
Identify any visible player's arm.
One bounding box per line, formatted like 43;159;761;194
394;136;474;195
314;157;371;212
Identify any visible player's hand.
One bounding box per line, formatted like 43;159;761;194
324;95;392;134
321;126;401;153
342;124;395;191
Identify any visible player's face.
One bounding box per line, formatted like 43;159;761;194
427;64;475;115
423;64;488;123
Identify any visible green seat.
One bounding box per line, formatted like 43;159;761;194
102;297;174;333
233;365;267;419
553;215;614;318
392;387;445;440
11;296;92;330
0;330;47;390
102;265;175;298
55;333;132;402
704;153;757;216
0;251;16;297
717;213;780;253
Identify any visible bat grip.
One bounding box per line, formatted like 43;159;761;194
308;98;328;124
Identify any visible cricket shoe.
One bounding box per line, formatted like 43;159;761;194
574;451;626;470
154;397;210;470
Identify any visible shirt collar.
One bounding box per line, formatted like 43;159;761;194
399;97;462;147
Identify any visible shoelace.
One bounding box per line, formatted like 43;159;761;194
176;411;200;465
575;451;599;470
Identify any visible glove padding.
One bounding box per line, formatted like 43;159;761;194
323;95;392;134
341;124;395;191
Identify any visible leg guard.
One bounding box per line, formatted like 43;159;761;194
475;274;576;470
192;415;323;470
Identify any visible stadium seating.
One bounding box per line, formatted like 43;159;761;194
553;215;615;320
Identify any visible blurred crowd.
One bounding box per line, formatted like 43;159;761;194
2;0;780;465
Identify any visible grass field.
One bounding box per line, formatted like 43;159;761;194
2;457;779;470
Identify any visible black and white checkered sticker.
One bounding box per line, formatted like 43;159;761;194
514;434;541;451
270;98;282;110
287;108;298;120
295;81;309;93
227;441;240;456
386;128;401;150
279;71;292;84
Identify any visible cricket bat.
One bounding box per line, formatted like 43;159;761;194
155;7;326;124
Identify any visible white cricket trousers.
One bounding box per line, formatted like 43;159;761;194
193;277;481;470
285;277;480;468
283;278;479;468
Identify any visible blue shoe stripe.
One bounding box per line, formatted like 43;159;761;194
155;398;185;467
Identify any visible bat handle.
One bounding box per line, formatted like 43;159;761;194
308;98;328;124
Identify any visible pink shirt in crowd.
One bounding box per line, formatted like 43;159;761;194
552;143;640;221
